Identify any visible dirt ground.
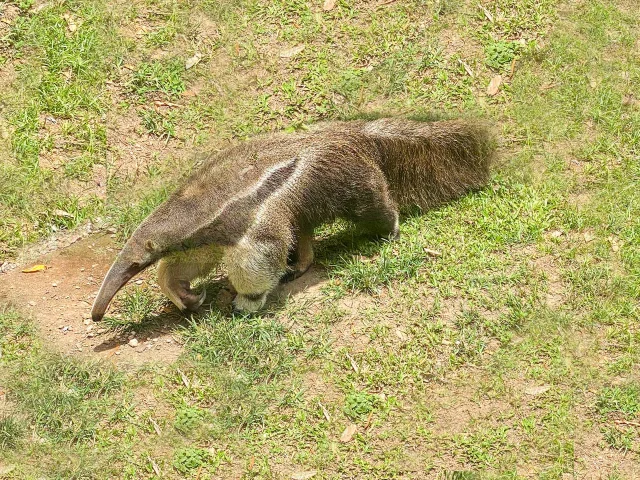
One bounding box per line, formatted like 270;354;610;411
0;232;184;365
0;228;330;366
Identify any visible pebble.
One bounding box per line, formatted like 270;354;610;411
83;319;92;325
52;282;58;287
128;338;139;347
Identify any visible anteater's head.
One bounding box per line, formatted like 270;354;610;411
91;199;199;322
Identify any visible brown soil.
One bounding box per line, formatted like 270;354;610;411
0;234;183;366
0;232;334;367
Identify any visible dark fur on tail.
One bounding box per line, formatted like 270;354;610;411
360;118;494;209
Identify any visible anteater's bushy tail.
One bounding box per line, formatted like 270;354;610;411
362;118;495;209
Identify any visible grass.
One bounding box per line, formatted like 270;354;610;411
1;0;639;478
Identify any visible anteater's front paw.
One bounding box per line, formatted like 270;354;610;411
233;292;268;312
175;280;206;312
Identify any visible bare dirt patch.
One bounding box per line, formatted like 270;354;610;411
0;233;339;367
0;234;183;366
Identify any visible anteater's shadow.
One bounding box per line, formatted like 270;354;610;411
196;221;401;315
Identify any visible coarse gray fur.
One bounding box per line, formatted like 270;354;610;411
91;117;495;320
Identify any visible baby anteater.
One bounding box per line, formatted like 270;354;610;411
92;118;495;319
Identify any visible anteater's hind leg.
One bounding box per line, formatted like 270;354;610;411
350;175;400;240
157;246;222;312
281;232;314;284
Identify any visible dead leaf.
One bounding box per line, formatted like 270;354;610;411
340;423;357;442
291;471;318;480
550;230;563;238
395;328;408;342
182;90;198;98
53;209;73;218
280;45;305;58
185;53;202;70
487;75;503;96
583;232;595;243
134;25;150;37
525;385;551;396
177;368;191;388
147;455;161;477
458;58;474;77
478;3;493;22
154;100;182;108
323;0;336;11
62;13;78;33
22;264;48;273
608;236;621;252
423;247;441;257
319;402;331;422
149;417;162;435
33;3;52;13
345;352;359;373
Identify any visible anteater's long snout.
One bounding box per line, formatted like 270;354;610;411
91;260;146;322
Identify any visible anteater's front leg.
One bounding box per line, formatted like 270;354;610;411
226;229;291;312
157;246;222;312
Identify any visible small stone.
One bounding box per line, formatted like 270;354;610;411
128;338;139;347
135;279;143;285
83;319;92;325
52;282;58;287
28;301;36;307
115;351;121;355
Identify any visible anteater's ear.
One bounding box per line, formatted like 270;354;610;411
145;240;158;252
